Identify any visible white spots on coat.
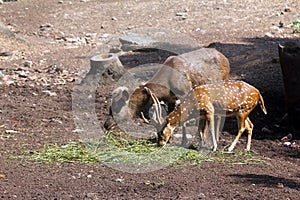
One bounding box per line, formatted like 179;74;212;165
160;80;264;146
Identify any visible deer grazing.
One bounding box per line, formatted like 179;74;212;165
128;48;230;125
105;48;230;139
157;80;267;151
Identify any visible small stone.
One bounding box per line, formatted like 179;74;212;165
279;21;284;28
5;130;18;134
65;37;78;43
111;17;117;21
284;7;292;12
114;178;124;182
0;51;13;56
42;90;57;96
276;182;284;188
176;12;188;17
265;32;274;38
40;23;53;28
0;0;3;5
18;71;28;78
23;60;33;68
198;193;205;198
283;141;291;146
58;0;63;3
99;33;109;39
55;31;65;40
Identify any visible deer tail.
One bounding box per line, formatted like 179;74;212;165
258;92;267;115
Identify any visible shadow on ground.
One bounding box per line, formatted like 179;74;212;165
228;173;300;190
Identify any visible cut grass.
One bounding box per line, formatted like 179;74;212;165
291;20;300;33
12;132;267;167
14;142;100;164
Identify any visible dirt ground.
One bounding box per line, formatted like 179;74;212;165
0;0;300;199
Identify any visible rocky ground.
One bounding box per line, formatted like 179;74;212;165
0;0;300;199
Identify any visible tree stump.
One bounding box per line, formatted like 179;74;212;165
278;42;300;133
82;53;125;86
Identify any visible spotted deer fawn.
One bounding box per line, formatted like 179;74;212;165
157;80;267;151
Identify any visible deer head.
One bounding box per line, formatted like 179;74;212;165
128;83;177;121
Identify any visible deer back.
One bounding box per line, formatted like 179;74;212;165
192;81;266;116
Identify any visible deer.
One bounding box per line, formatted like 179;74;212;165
156;80;267;152
126;48;230;144
128;48;230;120
105;48;230;141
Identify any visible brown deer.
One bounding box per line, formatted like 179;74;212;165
128;48;230;123
105;48;230;141
157;80;267;151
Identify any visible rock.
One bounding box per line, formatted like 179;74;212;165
17;70;28;78
0;173;5;179
42;90;57;96
284;7;292;12
119;28;201;54
176;12;188;17
99;33;109;38
276;182;284;188
55;31;65;40
23;60;33;68
114;178;124;182
279;21;284;28
40;23;53;28
176;12;188;20
265;32;274;38
5;130;18;134
0;51;13;56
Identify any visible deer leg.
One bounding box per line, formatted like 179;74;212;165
197;118;206;149
215;115;222;142
245;117;254;151
207;112;217;151
181;124;188;147
228;115;246;152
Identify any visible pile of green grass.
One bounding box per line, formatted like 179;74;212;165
13;132;267;166
15;142;99;164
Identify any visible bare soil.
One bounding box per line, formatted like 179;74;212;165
0;0;300;199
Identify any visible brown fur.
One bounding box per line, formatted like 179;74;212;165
128;83;177;119
157;81;267;152
128;48;230;119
